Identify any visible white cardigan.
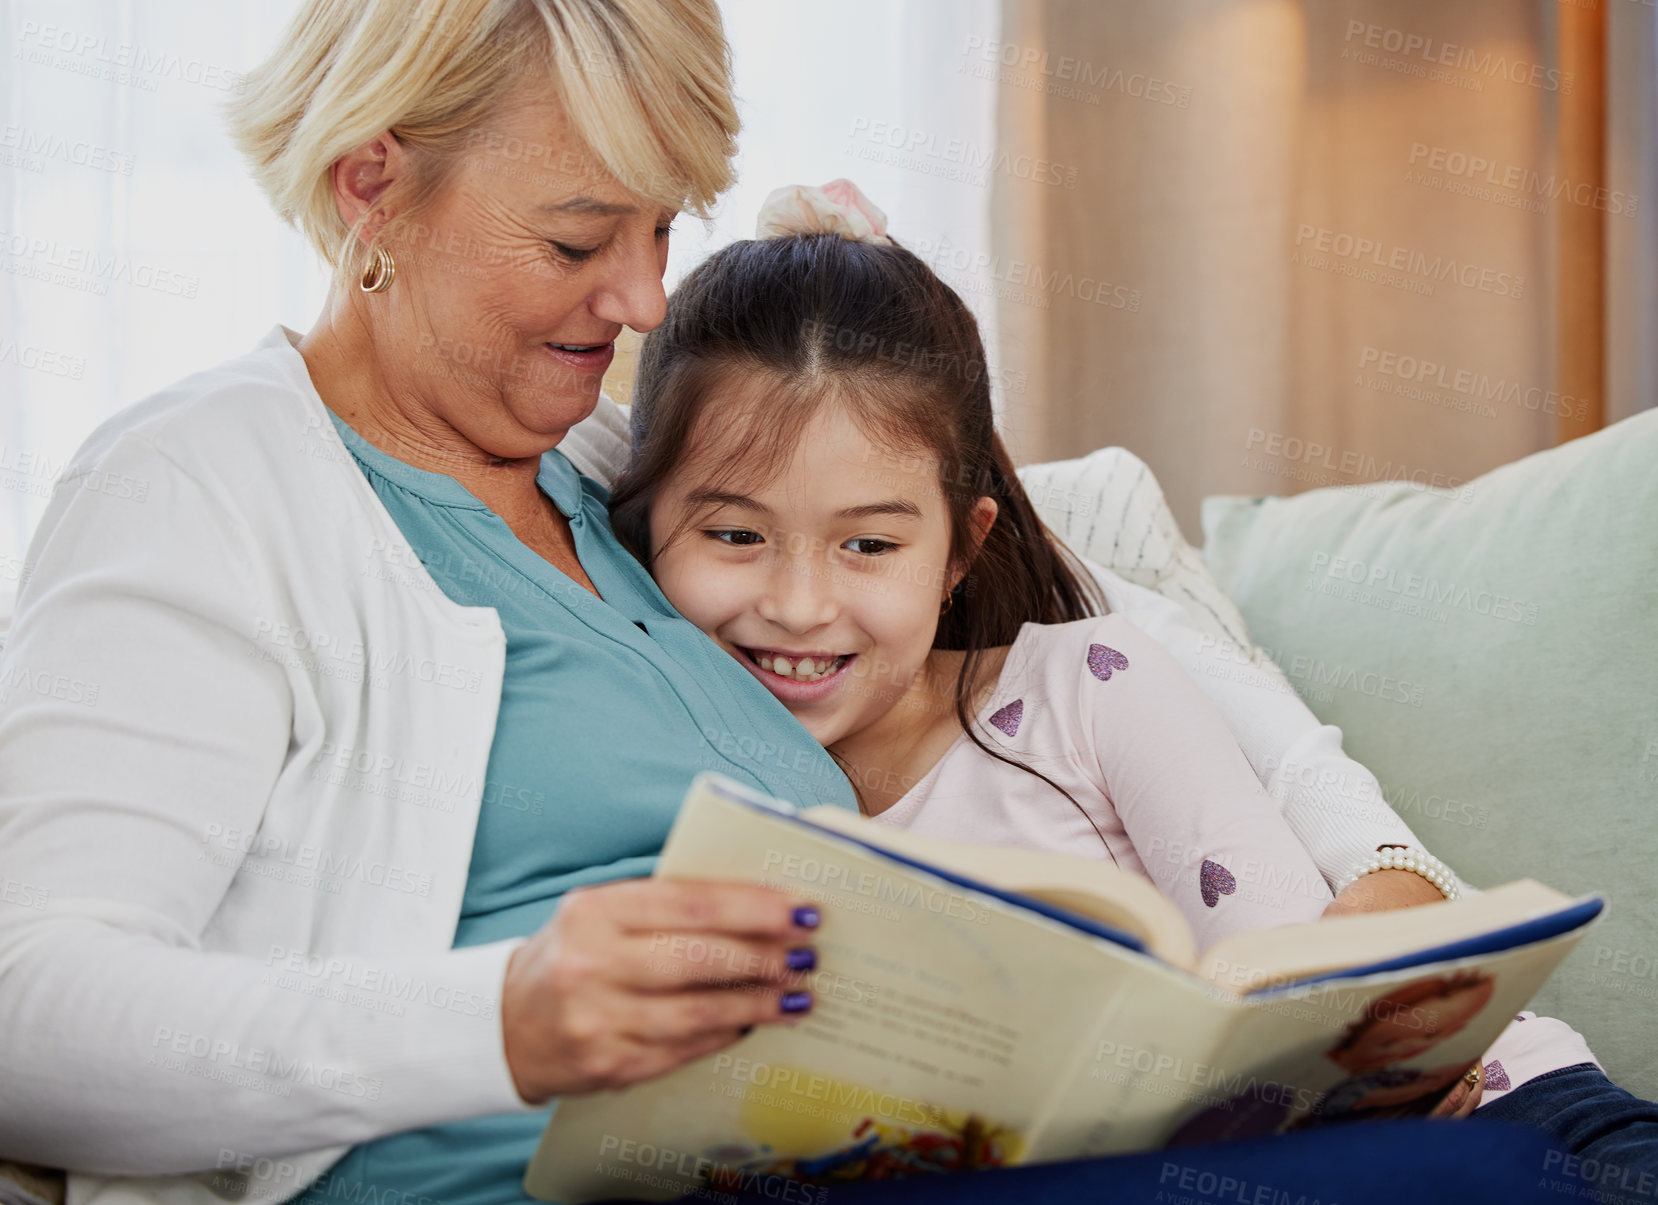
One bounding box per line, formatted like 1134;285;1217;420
0;328;1425;1204
0;330;532;1203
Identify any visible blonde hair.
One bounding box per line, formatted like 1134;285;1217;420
228;0;738;282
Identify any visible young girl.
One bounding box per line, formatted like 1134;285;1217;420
609;183;1647;1152
609;191;1337;954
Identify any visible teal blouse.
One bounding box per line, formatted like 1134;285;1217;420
305;411;853;1204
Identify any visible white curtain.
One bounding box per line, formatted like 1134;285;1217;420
0;0;1001;576
0;0;330;566
620;0;1004;408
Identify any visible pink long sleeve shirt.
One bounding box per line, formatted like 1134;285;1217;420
872;615;1334;951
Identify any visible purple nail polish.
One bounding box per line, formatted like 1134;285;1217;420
780;991;813;1014
792;906;821;930
785;947;817;972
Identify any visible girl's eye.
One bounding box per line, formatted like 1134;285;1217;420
843;537;897;556
655;221;675;241
709;529;764;547
550;242;600;265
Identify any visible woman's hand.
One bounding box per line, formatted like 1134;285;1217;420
1323;868;1447;917
501;879;820;1104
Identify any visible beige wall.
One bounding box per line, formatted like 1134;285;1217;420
604;327;645;411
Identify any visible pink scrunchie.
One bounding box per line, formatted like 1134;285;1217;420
754;179;892;245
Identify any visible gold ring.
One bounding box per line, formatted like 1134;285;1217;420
1464;1065;1483;1086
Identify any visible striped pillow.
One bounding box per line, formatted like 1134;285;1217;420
1018;448;1254;651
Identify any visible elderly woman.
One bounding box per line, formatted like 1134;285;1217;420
0;2;1551;1203
0;2;846;1202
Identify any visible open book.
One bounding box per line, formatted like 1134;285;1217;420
526;773;1602;1202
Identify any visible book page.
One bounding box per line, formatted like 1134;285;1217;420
1022;959;1241;1160
525;778;1196;1203
799;807;1197;967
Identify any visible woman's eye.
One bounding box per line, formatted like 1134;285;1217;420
550;242;600;265
655;221;675;241
843;537;897;556
709;529;764;547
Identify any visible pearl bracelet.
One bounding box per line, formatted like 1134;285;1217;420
1333;846;1461;901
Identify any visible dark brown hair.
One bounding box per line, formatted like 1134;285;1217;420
609;232;1109;817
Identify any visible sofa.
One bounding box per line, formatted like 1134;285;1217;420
1198;409;1658;1100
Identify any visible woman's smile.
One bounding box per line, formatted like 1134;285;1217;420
541;339;616;376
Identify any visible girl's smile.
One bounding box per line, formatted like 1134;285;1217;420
733;646;857;700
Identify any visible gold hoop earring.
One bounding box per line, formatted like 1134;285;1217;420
940;592;954;615
359;245;396;293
